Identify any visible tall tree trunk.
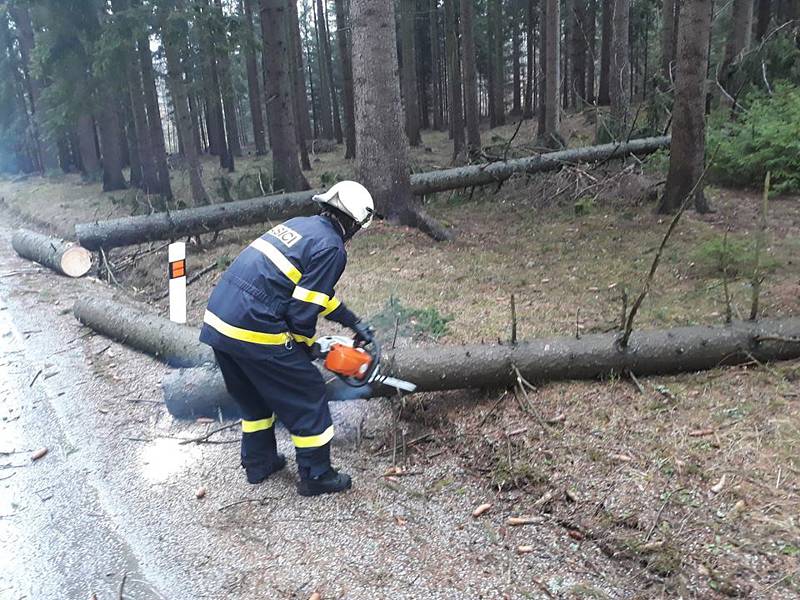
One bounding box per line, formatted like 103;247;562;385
242;0;267;155
287;0;312;169
334;0;356;158
564;0;574;108
511;1;522;114
96;98;127;191
721;0;754;92
541;0;562;147
755;0;771;40
314;0;334;139
260;0;309;191
320;0;343;144
8;3;59;172
199;0;230;168
489;0;506;126
487;0;498;127
214;0;242;160
401;0;423;146
125;100;142;187
444;0;465;162
524;0;536;118
77;113;101;178
430;0;444;130
660;0;678;85
350;0;448;240
160;0;210;206
586;0;597;103
608;0;630;140
537;0;547;134
572;0;588;107
138;35;175;196
659;0;712;214
598;0;612;104
461;0;482;154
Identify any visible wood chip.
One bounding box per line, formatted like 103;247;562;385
517;545;534;554
30;447;48;461
195;486;207;499
689;428;715;437
507;516;544;526
567;530;585;541
472;502;492;518
533;490;553;509
710;474;727;495
565;489;579;503
609;453;633;463
309;592;321;600
196;417;215;424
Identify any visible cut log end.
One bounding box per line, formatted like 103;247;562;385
60;245;93;278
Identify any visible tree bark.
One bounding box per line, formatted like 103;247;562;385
430;0;445;130
76;113;101;178
660;0;678;84
537;0;547;133
755;0;771;40
444;0;465;162
199;0;231;168
721;0;754;92
96;98;128;191
524;0;536;118
401;0;423;146
241;0;268;155
71;296;800;416
212;0;241;160
260;0;309;192
334;0;357;158
511;1;522;115
286;0;312;170
659;0;713;213
598;0;612;104
541;0;562;147
12;230;92;278
351;0;449;240
74;136;670;250
138;35;175;196
586;0;597;103
608;0;630;140
460;0;481;154
488;0;506;126
571;0;588;106
160;1;211;206
314;0;335;140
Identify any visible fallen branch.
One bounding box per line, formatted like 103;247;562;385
178;421;241;445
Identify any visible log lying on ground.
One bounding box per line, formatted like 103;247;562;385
73;297;214;368
74;136;670;250
75;190;318;251
166;317;800;417
12;229;92;277
410;135;671;195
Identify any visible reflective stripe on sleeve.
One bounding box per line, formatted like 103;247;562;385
319;296;341;317
242;415;276;432
292;285;330;307
291;425;334;448
250;238;302;284
203;310;291;345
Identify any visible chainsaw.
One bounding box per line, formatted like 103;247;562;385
315;335;416;393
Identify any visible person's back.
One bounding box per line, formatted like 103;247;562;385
199;181;376;496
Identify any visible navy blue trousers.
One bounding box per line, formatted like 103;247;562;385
213;345;334;479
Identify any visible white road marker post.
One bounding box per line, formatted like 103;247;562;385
168;242;187;324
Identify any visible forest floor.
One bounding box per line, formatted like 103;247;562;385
1;112;799;598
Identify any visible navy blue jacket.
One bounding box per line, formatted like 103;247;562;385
200;215;359;359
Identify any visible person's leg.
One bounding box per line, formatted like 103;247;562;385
213;350;285;484
241;344;351;495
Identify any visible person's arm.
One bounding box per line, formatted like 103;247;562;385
286;247;358;345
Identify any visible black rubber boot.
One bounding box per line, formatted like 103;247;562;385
296;469;352;497
244;454;287;485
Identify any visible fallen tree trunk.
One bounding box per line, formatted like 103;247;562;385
163;317;800;417
12;229;92;277
410;136;671;195
75;190;317;251
75;137;670;250
73;297;213;368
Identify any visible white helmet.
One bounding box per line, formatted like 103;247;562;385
313;181;375;229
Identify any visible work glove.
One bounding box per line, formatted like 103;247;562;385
352;320;375;347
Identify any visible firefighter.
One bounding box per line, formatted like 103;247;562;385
199;181;375;496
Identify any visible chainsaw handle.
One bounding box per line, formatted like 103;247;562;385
340;337;380;387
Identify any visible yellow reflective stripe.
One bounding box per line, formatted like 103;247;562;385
242;415;276;433
203;311;290;345
291;333;317;346
320;296;341;317
292;285;330;307
250;238;302;284
291;425;334;448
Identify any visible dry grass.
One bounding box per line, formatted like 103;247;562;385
1;111;799;597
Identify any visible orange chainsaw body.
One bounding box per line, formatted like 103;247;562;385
323;344;374;379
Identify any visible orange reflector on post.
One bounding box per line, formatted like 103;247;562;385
170;259;186;279
168;242;186;324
